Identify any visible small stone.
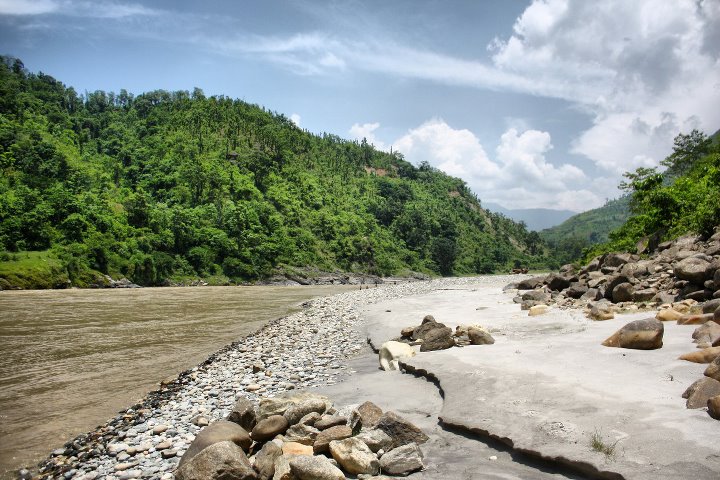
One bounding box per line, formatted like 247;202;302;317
152;425;169;435
528;304;549;316
282;441;313;456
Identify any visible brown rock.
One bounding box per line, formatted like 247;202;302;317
701;298;720;314
253;441;281;480
282;442;313;456
602;318;663;350
467;326;495;345
419;326;455;351
251;415;289;442
656;308;683;322
178;420;252;468
677;313;714;325
679;346;720;364
589;304;614;321
314;415;347;430
400;326;415;338
375;411;429;450
288;454;345;480
517;276;545;290
354;401;383;429
683;377;720;408
704;356;720;381
284;399;327;426
545;273;571;291
313;425;352;454
329;437;380;475
693;322;720;346
611;282;634;303
708;395;720;420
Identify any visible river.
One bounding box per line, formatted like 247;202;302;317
0;285;355;478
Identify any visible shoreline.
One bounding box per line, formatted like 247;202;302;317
31;276;499;480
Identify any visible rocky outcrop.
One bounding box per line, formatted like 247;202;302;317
508;233;720;318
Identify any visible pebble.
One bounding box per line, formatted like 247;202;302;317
34;277;517;480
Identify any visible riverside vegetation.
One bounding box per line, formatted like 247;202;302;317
0;56;547;289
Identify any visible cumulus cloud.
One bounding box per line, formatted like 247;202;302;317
0;0;58;15
389;119;600;212
0;0;160;18
491;0;720;173
290;113;301;127
349;122;387;151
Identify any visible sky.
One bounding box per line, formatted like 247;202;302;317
1;0;719;213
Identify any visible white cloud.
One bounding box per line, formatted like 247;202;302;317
0;0;58;15
390;119;600;212
349;122;387;151
290;113;301;127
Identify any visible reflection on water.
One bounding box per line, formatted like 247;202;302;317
0;285;353;477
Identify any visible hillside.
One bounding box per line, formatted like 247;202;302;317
0;56;545;288
484;203;575;231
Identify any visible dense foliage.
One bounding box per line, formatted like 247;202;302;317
0;57;545;287
539;197;629;266
584;129;720;260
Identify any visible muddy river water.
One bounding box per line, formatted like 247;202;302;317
0;285;355;478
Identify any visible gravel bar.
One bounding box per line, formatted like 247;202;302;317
35;276;515;480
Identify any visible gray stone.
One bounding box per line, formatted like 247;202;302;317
675;257;712;285
228;397;258;432
329;437;380;475
521;290;550;302
178;420;252;468
175;441;257;480
517;276;545;290
603;252;636;268
693;322;720;346
545;273;571;292
374;411;429;450
565;283;588;299
314;415;347;430
313;425;353;454
612;282;634;303
288;455;345;480
378;443;424;476
702;298;720;314
704;356;720;381
632;288;658;302
283;423;320;446
253;441;282;480
354;429;393;453
284;399;327;426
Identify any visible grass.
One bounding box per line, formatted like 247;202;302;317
0;250;70;289
590;429;620;461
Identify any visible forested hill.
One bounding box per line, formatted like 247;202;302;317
0;56;545;288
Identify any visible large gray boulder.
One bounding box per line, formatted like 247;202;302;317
379;443;424;476
253;440;281;480
313;425;352;454
683;377;720;408
175;441;257;480
178;420;252;468
517;276;545;290
251;415;289;442
284;398;327;426
602;318;663;350
545;273;571;292
675;257;712;285
612;282;635;303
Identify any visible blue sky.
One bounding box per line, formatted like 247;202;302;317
1;0;719;212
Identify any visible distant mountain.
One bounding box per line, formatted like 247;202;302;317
484;203;576;231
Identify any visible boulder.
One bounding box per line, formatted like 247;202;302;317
565;283;588;299
708;395;720;420
604;252;636;268
284;399;327;426
253;440;282;480
175;441;257;480
354;429;393;453
675;257;712;285
604;275;631;299
313;425;353;454
693;322;720;347
400;326;415;338
517;276;545;290
329;437;380;475
678;346;720;364
251;415;289;442
521;290;550;302
227;397;258;432
375;411;429;450
413;319;448;341
353;401;383;429
272;454;295;480
178;420;252;468
288;454;345;480
545;273;571;292
611;282;634;303
602;318;663;350
314;415;347;430
283;423;320;446
467;326;495;345
379;341;416;371
589;304;614;321
702;298;720;314
528;304;549;316
677;313;714;325
656;308;683;322
379;443;424;476
704;356;720;381
683;377;720;408
258;392;330;420
632;288;658;303
419;326;455;352
580;288;603;302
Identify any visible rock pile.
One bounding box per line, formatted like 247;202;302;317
175;392;427;479
398;315;495;352
511;232;720;319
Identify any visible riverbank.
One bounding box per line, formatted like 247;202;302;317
30;273;719;480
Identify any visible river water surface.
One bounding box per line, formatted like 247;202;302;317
0;285;355;478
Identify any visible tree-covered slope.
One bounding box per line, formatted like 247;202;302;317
0;57;544;288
